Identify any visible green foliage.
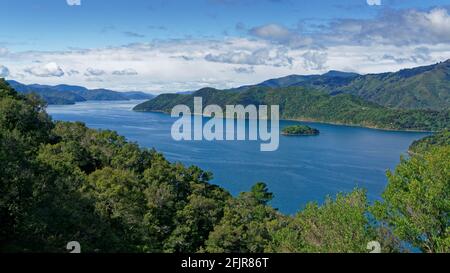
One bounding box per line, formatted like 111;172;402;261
338;60;450;110
204;184;281;253
282;125;320;136
250;182;274;205
295;190;375;253
236;60;450;110
0;79;228;252
135;86;449;131
409;130;450;155
1;78;448;253
372;146;450;253
269;190;381;253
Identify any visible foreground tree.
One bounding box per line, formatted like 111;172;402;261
204;183;283;253
372;147;450;253
269;190;382;253
1;78;447;253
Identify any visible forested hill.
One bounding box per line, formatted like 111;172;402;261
6;80;154;105
338;60;450;110
133;86;450;132
1;78;448;253
409;130;450;154
231;60;450;110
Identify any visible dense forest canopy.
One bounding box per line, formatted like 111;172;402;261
282;125;320;136
134;86;449;132
1;78;448;253
409;130;450;154
227;60;450;110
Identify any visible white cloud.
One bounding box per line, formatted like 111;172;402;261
24;62;64;77
1;37;449;93
324;8;450;46
67;69;80;76
85;67;106;76
367;0;381;6
250;24;292;41
112;68;138;76
249;24;312;48
0;48;9;57
66;0;81;6
234;66;255;74
416;8;450;37
0;65;10;78
205;47;293;67
302;51;328;71
246;8;450;47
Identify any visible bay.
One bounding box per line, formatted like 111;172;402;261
47;100;430;214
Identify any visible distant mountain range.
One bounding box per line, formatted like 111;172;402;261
134;86;449;132
6;80;154;105
134;60;450;132
230;60;450;110
5;59;450;111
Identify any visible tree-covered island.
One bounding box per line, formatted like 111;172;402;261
282;125;320;136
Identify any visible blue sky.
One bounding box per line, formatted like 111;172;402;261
1;0;450;92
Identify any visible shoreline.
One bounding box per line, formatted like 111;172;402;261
281;133;320;136
133;109;436;134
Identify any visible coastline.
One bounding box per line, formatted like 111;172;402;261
281;133;319;136
133;108;436;134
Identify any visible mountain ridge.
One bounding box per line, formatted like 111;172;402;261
6;80;155;105
229;60;450;110
134;86;449;132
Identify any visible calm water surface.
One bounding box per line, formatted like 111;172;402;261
47;100;430;214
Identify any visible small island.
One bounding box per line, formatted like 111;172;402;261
282;125;320;136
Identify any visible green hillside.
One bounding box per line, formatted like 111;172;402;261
134;86;449;132
409;130;450;154
1;78;448;253
338;60;450;110
230;60;450;110
6;80;154;105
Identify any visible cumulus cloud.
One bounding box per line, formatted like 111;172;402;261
112;68;138;76
323;8;450;46
66;0;81;6
302;51;328;71
0;48;9;57
67;69;80;76
234;66;255;74
2;37;450;93
381;47;432;64
0;65;10;78
245;8;450;48
205;47;293;67
249;24;312;48
25;62;64;77
367;0;381;6
170;55;194;61
250;24;292;41
84;67;106;76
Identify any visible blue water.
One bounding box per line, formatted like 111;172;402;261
47;100;430;215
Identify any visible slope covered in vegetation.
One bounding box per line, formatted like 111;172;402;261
134;87;449;132
409;130;450;154
232;60;450;110
1;79;448;253
7;80;154;105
